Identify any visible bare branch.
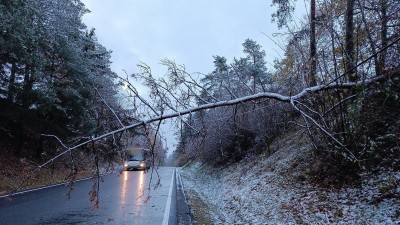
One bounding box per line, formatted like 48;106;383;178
41;134;69;150
31;77;383;177
94;86;125;128
290;99;358;162
120;71;160;117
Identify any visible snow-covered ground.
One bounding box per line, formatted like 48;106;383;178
180;132;400;224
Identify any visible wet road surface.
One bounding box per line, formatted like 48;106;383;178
0;167;177;225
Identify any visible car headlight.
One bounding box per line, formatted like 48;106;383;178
140;162;145;167
124;163;128;167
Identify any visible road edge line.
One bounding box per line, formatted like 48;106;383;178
162;168;176;225
0;173;110;199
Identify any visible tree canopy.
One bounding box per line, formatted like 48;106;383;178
0;0;126;159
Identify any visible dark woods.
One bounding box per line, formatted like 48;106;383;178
0;1;167;167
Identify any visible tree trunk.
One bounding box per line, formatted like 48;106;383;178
309;0;317;86
22;65;34;109
7;62;17;104
358;0;379;75
345;0;357;81
379;0;388;73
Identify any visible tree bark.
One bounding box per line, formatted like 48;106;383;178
345;0;357;81
379;0;388;73
309;0;317;86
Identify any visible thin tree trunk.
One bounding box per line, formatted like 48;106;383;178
309;0;317;86
345;0;357;81
22;65;31;108
7;62;17;103
358;0;380;75
379;0;388;73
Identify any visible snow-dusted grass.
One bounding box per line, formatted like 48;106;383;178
180;131;400;224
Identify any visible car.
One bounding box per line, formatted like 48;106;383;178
123;156;149;171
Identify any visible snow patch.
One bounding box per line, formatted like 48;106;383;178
181;147;400;224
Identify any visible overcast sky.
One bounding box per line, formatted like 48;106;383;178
81;0;291;75
80;0;306;152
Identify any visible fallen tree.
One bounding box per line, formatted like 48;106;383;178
9;33;400;195
37;75;386;170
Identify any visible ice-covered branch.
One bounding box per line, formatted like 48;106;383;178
94;86;125;128
39;76;381;164
119;73;160;117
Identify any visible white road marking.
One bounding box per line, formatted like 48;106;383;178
162;168;176;225
0;176;93;199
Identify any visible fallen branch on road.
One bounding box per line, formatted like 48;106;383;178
41;76;383;169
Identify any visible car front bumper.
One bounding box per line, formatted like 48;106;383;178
124;162;147;170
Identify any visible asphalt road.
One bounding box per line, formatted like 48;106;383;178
0;167;179;225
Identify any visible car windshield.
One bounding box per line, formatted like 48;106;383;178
128;156;143;161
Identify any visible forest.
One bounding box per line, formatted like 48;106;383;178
0;0;166;185
168;0;400;185
0;0;399;188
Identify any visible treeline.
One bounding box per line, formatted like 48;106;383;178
0;0;129;160
173;0;400;184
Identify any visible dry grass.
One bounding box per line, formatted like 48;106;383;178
0;153;96;196
186;189;215;225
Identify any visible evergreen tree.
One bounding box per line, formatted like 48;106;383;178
0;0;122;157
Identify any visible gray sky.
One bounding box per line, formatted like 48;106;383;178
80;0;305;152
81;0;286;75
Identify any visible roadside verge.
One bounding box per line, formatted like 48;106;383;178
176;168;193;225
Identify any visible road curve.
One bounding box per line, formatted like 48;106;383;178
0;167;177;225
